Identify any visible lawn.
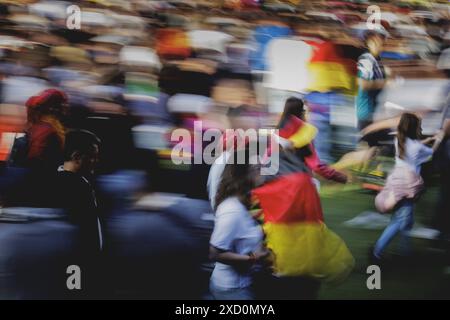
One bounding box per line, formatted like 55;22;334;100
317;182;450;299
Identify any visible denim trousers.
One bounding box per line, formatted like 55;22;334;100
374;199;414;258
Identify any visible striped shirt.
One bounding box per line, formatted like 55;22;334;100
356;52;386;121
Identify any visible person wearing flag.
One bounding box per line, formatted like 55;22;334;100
251;97;354;299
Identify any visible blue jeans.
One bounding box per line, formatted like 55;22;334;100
374;199;414;258
309;111;332;164
209;282;254;300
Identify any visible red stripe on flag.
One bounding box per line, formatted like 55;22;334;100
252;172;324;224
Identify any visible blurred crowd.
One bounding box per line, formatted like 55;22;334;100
0;0;449;161
0;0;448;165
0;0;449;299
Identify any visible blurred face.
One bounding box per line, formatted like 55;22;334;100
79;144;99;175
229;115;260;131
367;35;385;57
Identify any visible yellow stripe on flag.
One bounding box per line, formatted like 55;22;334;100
288;122;318;149
264;222;355;284
307;62;356;94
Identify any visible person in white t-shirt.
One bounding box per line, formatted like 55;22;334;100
207;105;261;209
209;148;271;300
372;113;444;261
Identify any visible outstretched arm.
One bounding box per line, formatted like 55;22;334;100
304;144;347;183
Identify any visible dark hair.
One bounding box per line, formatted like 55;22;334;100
397;113;422;160
214;147;257;211
277;97;305;128
64;130;101;161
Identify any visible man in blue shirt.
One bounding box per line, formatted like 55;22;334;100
356;30;387;131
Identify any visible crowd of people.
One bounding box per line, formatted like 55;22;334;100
0;0;449;299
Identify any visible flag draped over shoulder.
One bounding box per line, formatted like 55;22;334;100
252;117;354;284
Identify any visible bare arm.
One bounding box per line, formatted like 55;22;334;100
431;130;445;152
209;246;254;274
209;246;252;267
304;145;347;183
209;246;270;268
421;137;434;145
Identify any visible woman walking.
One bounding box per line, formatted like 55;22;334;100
209;147;271;300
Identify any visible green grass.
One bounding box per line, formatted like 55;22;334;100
317;183;450;299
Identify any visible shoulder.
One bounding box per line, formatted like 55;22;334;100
213;151;231;166
357;53;375;79
358;52;374;61
209;152;230;180
56;172;90;190
358;53;375;67
279;115;302;137
216;197;247;217
407;138;432;153
406;138;423;148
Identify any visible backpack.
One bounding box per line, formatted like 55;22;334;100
7;133;29;168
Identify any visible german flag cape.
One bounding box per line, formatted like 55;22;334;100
252;118;354;284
